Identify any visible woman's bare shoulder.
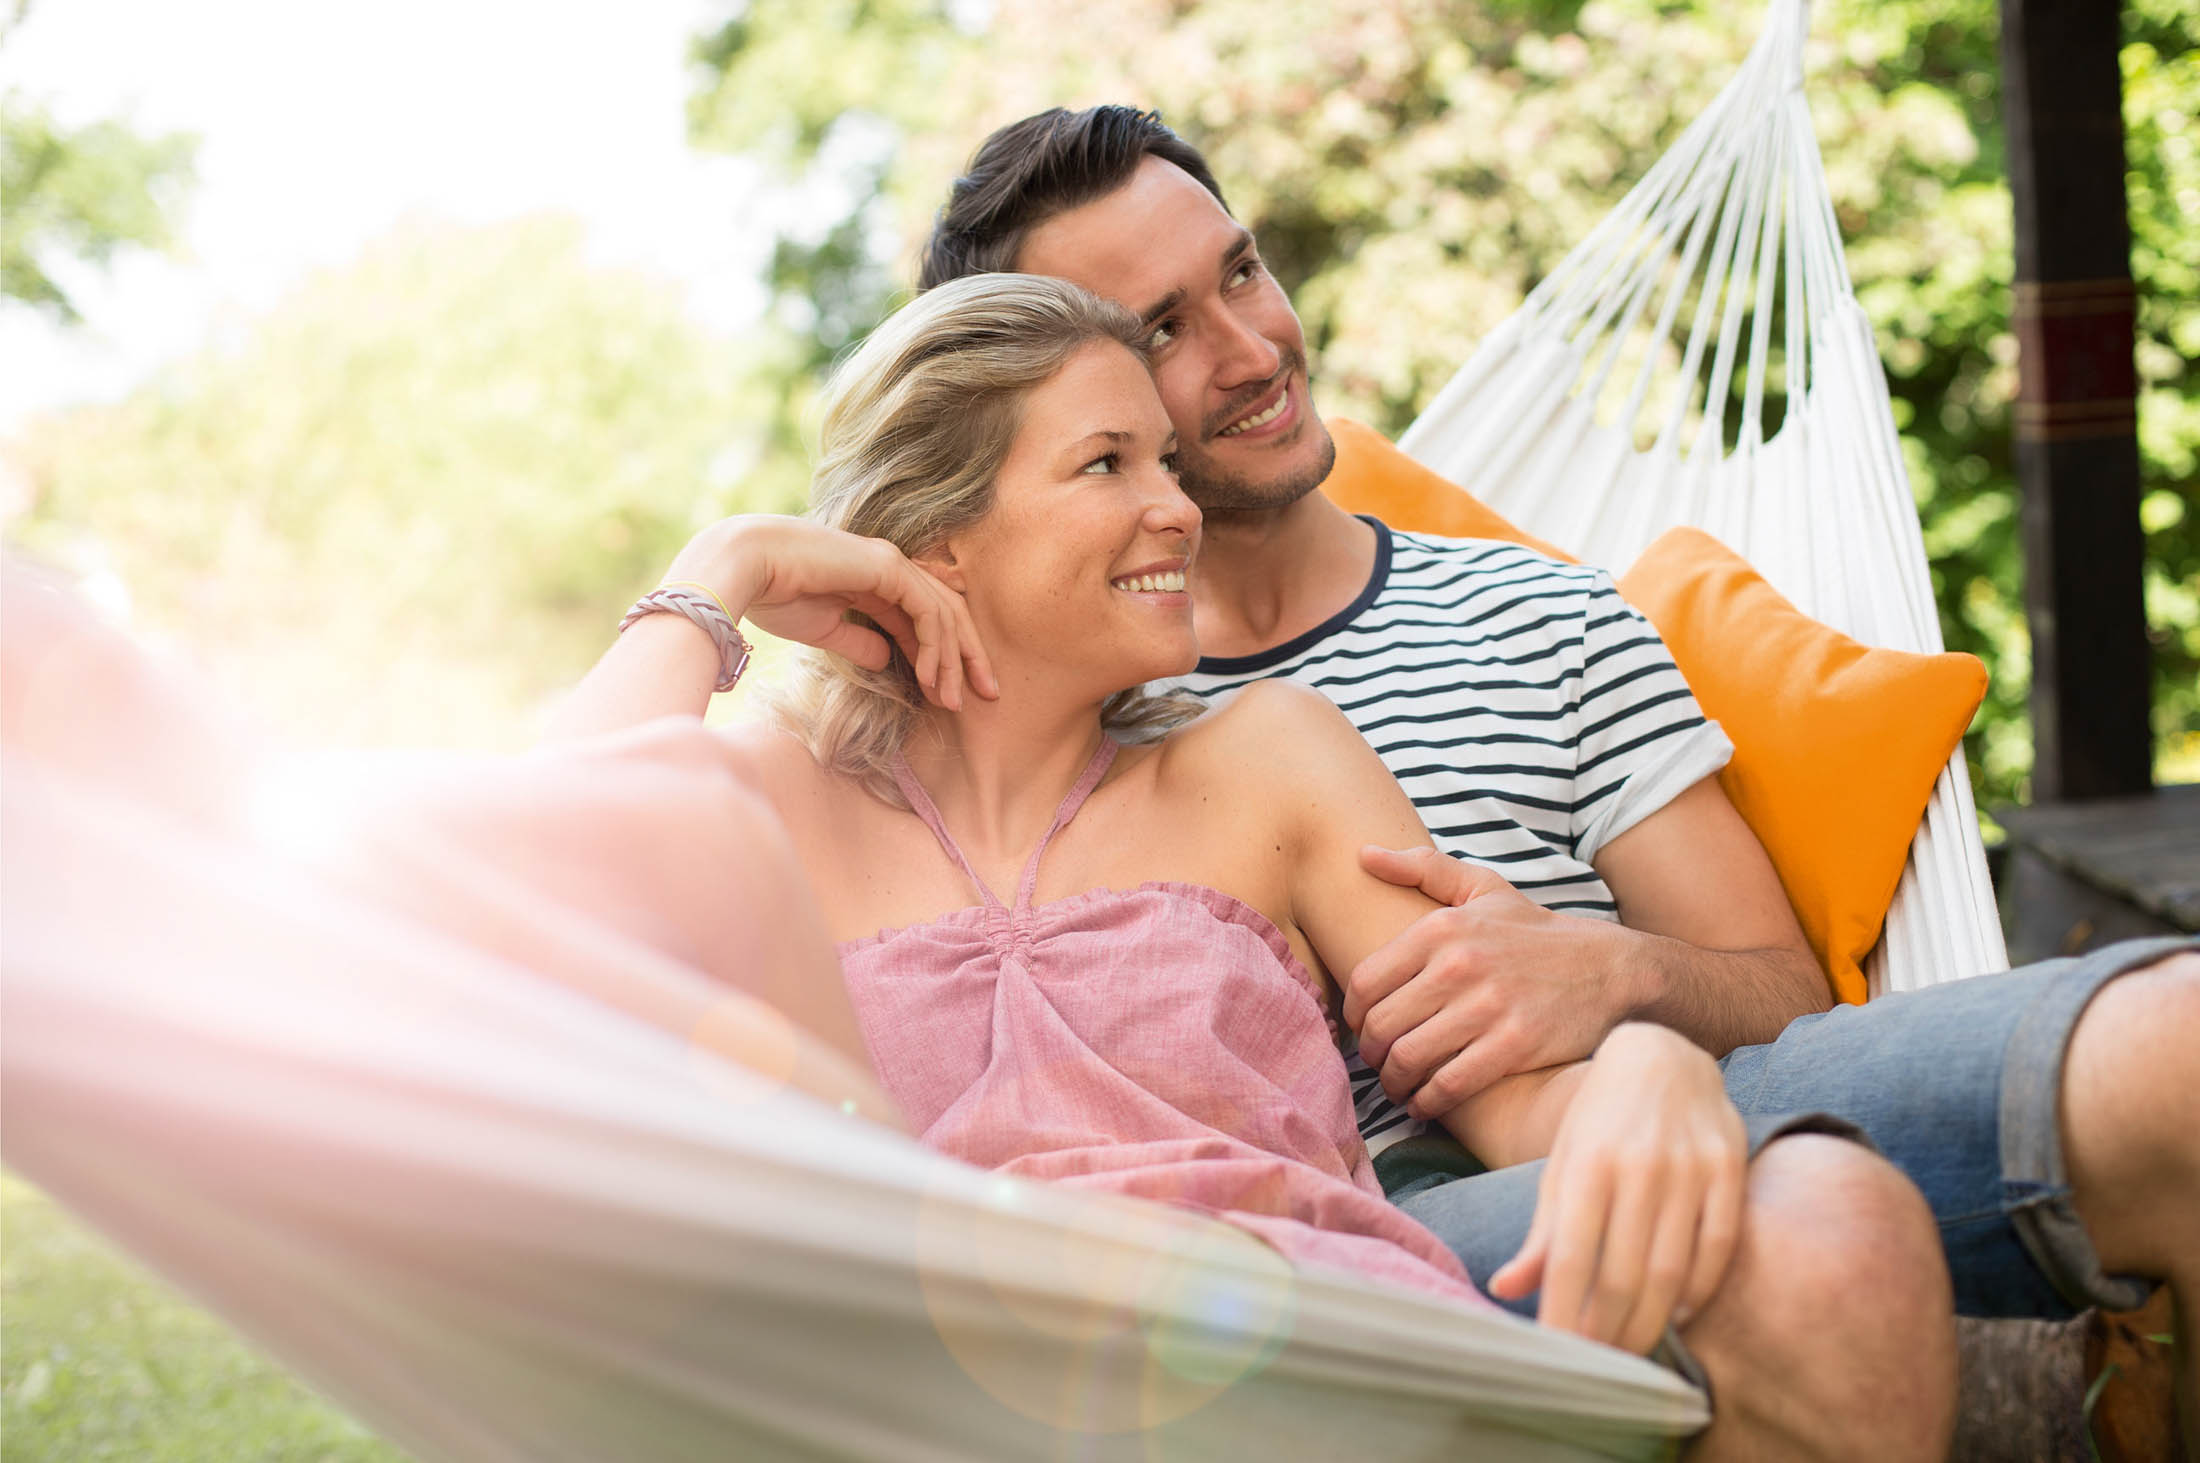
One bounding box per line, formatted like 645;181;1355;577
714;717;854;820
1151;678;1367;803
1161;679;1358;765
714;717;819;777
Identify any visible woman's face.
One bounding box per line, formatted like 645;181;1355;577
937;340;1202;700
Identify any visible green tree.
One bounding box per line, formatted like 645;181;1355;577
0;91;198;323
10;217;797;749
685;0;2200;805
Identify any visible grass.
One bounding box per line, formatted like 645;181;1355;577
0;1174;409;1463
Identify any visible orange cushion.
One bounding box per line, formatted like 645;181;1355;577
1319;418;1575;561
1315;421;1988;1005
1617;529;1987;1005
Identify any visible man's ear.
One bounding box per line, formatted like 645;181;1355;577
912;539;967;594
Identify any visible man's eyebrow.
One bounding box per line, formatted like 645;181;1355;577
1135;229;1257;328
1136;290;1184;330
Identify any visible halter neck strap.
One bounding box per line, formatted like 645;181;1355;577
891;738;1120;911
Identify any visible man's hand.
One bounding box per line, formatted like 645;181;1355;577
1489;1023;1746;1355
1344;845;1642;1116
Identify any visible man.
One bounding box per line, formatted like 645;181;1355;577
916;104;2200;1458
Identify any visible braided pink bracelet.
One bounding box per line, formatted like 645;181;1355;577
619;587;751;692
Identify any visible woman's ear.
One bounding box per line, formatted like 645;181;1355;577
912;539;967;594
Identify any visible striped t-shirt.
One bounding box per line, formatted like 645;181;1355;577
1159;519;1732;1156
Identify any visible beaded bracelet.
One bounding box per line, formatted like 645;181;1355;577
619;586;751;693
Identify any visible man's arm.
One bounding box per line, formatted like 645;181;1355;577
1592;773;1829;1050
1348;773;1826;1119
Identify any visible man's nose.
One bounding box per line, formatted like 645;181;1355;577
1210;304;1282;390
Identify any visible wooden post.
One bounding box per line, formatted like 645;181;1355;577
1998;0;2153;801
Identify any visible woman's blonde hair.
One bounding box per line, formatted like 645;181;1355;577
771;273;1201;804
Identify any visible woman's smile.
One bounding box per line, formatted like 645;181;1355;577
1108;558;1191;602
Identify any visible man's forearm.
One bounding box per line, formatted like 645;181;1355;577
1621;930;1830;1058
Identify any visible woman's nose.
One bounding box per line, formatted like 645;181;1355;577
1143;474;1203;538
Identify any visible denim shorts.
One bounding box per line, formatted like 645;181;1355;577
1387;936;2195;1322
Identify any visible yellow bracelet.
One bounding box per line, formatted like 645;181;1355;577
661;579;736;623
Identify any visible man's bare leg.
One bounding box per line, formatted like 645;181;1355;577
2061;950;2200;1458
1679;1134;1958;1461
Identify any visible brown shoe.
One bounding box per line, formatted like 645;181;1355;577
2085;1291;2184;1463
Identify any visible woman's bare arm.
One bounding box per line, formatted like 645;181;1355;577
545;516;994;741
1177;680;1580;1165
1202;680;1749;1350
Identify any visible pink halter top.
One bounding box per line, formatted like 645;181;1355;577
835;737;1484;1307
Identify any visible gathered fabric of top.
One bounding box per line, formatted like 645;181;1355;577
837;737;1488;1309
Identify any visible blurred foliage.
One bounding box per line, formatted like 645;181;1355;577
687;0;2200;803
0;90;198;323
11;218;803;748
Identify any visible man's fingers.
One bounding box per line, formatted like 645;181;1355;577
1357;844;1508;907
1356;974;1456;1083
1341;923;1444;1035
1358;843;1440;886
1404;1034;1517;1119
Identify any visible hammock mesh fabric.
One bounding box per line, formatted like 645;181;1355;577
1399;0;2008;996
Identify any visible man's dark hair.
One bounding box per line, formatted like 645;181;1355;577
918;106;1229;291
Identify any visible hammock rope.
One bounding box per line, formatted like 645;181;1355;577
1399;0;2009;996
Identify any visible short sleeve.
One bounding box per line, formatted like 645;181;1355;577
1569;571;1733;863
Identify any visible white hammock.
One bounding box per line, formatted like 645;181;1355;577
1399;0;2009;995
2;760;1704;1462
0;6;1992;1460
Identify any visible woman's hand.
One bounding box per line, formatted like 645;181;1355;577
1488;1023;1745;1355
669;516;998;710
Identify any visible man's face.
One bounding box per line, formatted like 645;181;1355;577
1016;158;1335;515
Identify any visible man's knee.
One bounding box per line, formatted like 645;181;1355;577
1742;1134;1949;1317
2063;951;2200;1278
1684;1135;1956;1461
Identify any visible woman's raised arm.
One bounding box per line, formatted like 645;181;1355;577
545;516;997;741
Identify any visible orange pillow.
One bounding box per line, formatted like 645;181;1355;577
1618;529;1986;1005
1314;422;1987;1005
1318;418;1575;561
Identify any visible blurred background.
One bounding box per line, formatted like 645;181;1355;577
4;0;2195;790
0;0;2194;1454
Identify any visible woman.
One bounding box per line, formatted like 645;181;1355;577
556;273;1748;1353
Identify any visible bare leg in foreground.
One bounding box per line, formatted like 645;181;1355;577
1681;1134;1959;1461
